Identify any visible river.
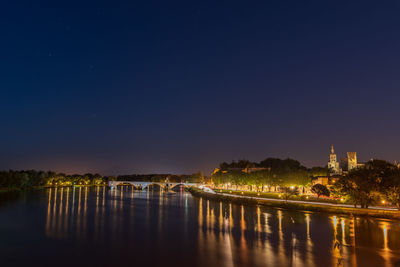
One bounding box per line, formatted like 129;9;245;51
0;186;399;267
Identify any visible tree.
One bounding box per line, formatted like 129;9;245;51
18;173;29;188
258;158;309;191
281;186;299;202
219;159;255;169
192;171;205;183
309;167;329;177
219;162;229;170
380;168;400;210
251;171;267;192
311;184;330;198
333;160;392;208
259;158;305;171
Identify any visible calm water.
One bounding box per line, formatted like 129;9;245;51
0;186;400;267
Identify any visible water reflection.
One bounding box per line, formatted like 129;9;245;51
39;188;400;267
380;221;392;267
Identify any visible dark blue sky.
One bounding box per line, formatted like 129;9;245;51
1;1;400;175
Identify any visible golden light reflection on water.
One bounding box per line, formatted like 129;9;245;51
52;188;57;232
206;200;210;230
83;187;88;238
45;187;107;240
263;212;271;234
349;217;356;247
240;205;248;264
64;188;69;234
45;188;52;235
277;209;283;240
57;188;63;236
198;198;203;228
277;209;287;266
383;222;389;250
158;189;163;235
380;221;391;267
94;187;99;241
42;189;400;267
76;187;81;238
341;218;346;245
113;186;117;209
130;186;134;218
102;186;105;207
221;202;234;267
240;205;246;231
331;215;342;266
229;203;233;229
219;202;223;231
101;186;105;236
304;213;313;266
193;201;400;267
305;213;311;239
256;206;261;234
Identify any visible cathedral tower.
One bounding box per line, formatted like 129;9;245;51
347;152;358;171
328;145;340;174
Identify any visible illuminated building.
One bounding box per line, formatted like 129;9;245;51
328;145;341;174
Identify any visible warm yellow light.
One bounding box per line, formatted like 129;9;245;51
257;193;260;196
229;191;232;193
382;200;385;204
306;196;309;199
340;198;344;201
278;194;281;197
290;186;294;189
241;192;244;195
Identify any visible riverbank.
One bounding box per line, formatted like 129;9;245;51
216;189;342;204
189;187;400;220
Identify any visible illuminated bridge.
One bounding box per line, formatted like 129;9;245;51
108;181;200;190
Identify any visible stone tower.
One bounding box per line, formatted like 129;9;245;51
347;152;358;171
328;145;340;174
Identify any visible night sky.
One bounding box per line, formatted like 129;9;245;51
1;1;400;175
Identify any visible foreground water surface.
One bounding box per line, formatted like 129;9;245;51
0;186;399;267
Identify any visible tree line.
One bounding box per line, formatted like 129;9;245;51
0;170;205;190
0;170;109;189
212;158;327;192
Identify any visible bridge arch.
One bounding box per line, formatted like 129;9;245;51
143;183;166;190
